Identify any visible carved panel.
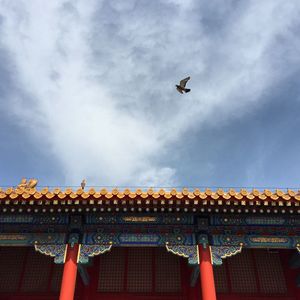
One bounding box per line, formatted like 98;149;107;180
35;244;67;264
78;245;112;264
165;244;198;265
211;245;243;265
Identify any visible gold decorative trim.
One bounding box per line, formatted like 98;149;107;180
76;244;81;263
35;244;56;257
63;245;67;262
166;244;189;258
220;244;243;259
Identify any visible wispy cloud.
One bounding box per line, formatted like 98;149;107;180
0;0;300;186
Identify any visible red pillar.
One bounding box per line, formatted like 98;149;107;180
59;244;80;300
198;245;217;300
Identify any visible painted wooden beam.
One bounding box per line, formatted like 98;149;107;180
78;264;90;286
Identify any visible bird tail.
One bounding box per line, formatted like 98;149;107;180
185;88;191;93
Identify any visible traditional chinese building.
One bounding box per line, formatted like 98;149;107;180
0;179;299;300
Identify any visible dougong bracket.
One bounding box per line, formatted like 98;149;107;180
210;244;243;265
166;244;199;265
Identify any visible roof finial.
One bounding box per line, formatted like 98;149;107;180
17;178;38;189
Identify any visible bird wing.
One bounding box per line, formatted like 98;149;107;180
179;76;190;88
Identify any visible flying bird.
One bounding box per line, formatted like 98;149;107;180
176;76;191;94
81;179;86;190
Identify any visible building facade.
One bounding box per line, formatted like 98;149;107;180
0;180;299;300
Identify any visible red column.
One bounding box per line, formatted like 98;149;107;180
59;244;80;300
198;245;217;300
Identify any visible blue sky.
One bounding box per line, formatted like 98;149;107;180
1;0;300;189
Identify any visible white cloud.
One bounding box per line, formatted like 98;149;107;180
0;0;300;186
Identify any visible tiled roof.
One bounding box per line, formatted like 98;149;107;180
0;187;300;203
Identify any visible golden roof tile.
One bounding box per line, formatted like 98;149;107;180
282;194;291;201
170;189;177;196
10;193;18;199
199;192;207;199
53;188;61;195
81;192;91;199
147;188;154;195
69;193;77;199
22;193;30;199
41;187;49;195
111;188;118;195
246;194;255;200
240;189;248;196
187;192;195;199
152;192;160;199
58;193;66;199
46;192;54;199
270;194;279;200
182;188;189;196
287;189;295;197
34;193;42;199
6;188;13;195
65;188;72;195
193;189;200;196
276;189;284;196
165;193;172;199
94;192;101;198
158;189;165;196
252;189;260;196
211;193;219;200
89;188;96;195
205;188;212;196
175;193;183;199
223;193;231;200
234;194;243;200
100;188;108;195
264;189;272;197
0;185;300;207
140;192;148;199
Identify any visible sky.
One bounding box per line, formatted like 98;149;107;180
0;0;300;189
